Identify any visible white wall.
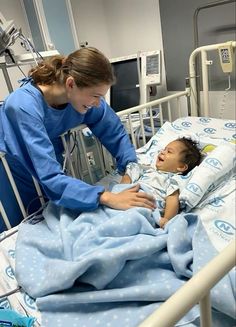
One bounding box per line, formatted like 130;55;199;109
70;0;167;98
71;0;164;59
104;0;162;58
70;0;111;56
0;0;32;100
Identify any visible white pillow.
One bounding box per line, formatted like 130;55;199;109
179;143;235;211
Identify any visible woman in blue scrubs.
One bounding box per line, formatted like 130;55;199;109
0;47;156;231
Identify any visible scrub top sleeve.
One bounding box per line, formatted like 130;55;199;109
85;100;137;173
17;112;105;211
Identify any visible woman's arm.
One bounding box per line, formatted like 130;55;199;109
85;99;137;173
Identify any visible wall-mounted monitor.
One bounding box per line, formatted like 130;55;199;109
106;50;161;112
106;54;140;112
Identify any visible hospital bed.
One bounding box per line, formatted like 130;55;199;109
0;42;235;327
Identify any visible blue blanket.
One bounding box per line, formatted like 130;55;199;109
15;184;235;327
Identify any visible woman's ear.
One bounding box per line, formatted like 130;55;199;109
177;163;188;173
66;76;75;89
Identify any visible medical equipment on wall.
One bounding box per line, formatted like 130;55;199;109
105;50;161;131
0;11;40;66
0;12;19;56
0;11;59;94
107;50;161;110
139;50;161;104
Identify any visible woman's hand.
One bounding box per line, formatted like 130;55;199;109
99;184;156;210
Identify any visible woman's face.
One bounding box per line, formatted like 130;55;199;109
65;77;110;114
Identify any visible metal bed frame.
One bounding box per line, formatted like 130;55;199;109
0;42;235;326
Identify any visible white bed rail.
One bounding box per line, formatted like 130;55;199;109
116;90;189;149
0;151;44;229
0;152;27;229
139;239;236;327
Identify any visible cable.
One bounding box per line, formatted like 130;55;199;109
25;195;48;216
18;34;38;66
24;37;44;60
4;48;26;77
0;286;22;299
219;73;231;119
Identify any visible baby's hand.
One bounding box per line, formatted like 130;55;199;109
120;174;131;184
159;217;169;229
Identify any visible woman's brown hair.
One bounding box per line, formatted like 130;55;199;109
29;47;115;87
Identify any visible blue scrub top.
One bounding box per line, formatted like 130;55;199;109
0;78;137;212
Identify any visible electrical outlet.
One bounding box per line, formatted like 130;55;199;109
87;152;95;166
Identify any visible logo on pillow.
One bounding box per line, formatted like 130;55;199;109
157;127;165;134
172;124;182;131
224;122;236;129
214;220;235;235
5;266;15;279
24;293;37;310
205;158;223;170
0;298;11;310
199;117;211;124
8;249;15;259
186;182;203;197
203;127;216;134
181;121;192;128
208;196;225;207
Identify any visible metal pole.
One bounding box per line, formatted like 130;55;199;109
193;0;236;113
201;50;210;116
0;63;14;93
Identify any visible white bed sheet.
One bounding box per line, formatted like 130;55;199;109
0;227;41;325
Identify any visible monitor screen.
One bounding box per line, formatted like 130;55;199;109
110;57;140;112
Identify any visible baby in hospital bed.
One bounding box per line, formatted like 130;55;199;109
120;137;202;228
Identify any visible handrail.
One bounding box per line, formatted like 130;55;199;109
116;90;189;117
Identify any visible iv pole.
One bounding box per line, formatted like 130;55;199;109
193;0;236;115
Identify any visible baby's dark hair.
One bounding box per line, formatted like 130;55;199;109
178;137;202;175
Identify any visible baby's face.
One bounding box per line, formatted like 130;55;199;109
155;140;187;173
